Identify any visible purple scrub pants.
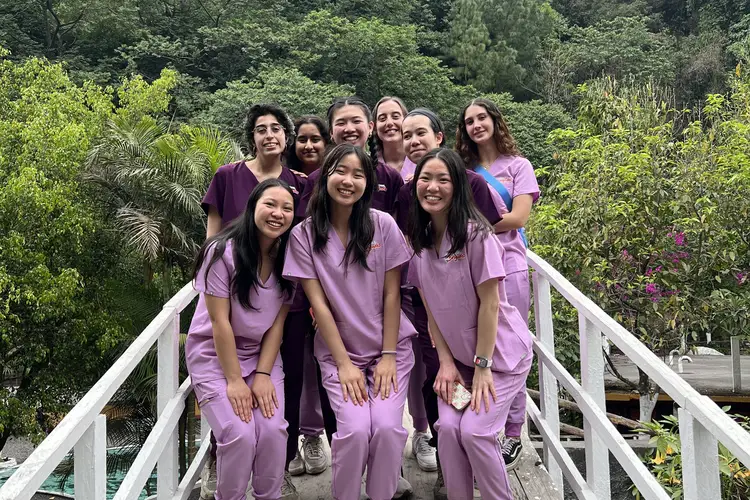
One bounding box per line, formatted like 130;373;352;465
503;270;531;438
194;369;287;500
319;339;415;500
436;359;531;500
299;330;325;436
401;292;429;432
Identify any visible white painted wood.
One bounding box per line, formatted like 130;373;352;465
732;336;741;392
157;313;181;500
114;378;191;500
531;338;670;500
684;394;750;469
163;282;200;312
74;414;106;500
525;395;597;500
678;407;721;500
579;314;611;499
532;271;563;494
173;436;211;500
527;252;695;408
201;413;210;440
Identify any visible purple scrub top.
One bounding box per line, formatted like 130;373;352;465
186;241;296;384
202;161;307;226
283;209;417;367
296;161;404;218
481;155;540;274
408;225;531;373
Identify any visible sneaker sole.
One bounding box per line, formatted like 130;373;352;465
504;450;522;471
289;463;305;476
415;457;438;472
304;461;328;475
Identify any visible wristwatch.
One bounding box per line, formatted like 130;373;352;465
473;355;493;368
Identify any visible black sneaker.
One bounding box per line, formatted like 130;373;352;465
501;436;522;471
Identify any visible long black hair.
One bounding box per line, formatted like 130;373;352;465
408;149;491;256
243;103;295;157
307;143;377;271
326;96;379;167
193;178;296;309
286;115;331;172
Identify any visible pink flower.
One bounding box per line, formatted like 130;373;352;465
645;283;659;294
737;272;748;285
674;232;686;246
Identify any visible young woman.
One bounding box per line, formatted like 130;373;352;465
296;97;404;217
284;116;333;477
201;103;306;499
284;144;416;500
186;179;297;500
407;149;532;500
396;108;502;494
456;98;540;469
372;96;417;179
374;97;434;471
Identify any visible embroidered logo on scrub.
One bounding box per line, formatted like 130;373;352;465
444;253;466;262
290;186;299;195
378;184;387;192
370;242;382;250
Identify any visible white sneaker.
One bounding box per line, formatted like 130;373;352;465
281;471;300;500
393;475;413;498
302;434;329;474
411;431;437;472
199;456;217;500
289;449;305;476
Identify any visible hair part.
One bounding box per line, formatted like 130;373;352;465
455;98;522;167
405;108;446;147
408;149;492;256
307;143;376;271
243;103;295;156
192;178;296;309
286;115;331;172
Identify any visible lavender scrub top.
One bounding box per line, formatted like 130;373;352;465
378;155;416;181
201;161;307;226
407;226;532;373
394;169;502;233
283;209;417;367
185;241;296;384
296;161;404;218
477;155;540;274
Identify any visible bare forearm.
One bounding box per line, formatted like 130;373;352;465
493;212;525;232
476;301;498;359
212;321;243;382
302;279;352;368
419;289;454;364
256;306;288;373
382;269;401;352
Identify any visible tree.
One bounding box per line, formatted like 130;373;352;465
529;77;750;421
0;51;177;451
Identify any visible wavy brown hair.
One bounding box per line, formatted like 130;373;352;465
455;98;522;167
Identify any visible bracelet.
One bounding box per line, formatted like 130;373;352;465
381;350;397;355
255;371;271;376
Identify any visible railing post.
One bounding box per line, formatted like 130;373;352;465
74;414;106;500
679;406;721;500
579;313;611;499
532;272;563;496
158;311;180;500
732;336;741;392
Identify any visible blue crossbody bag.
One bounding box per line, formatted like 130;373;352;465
474;166;528;248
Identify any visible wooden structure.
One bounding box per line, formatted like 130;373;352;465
3;250;750;500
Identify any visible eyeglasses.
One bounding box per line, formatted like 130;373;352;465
253;124;284;135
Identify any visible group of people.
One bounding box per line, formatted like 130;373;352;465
185;95;539;500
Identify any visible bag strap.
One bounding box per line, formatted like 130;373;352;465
474;165;513;210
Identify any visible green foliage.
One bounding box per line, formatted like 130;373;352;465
633;412;750;499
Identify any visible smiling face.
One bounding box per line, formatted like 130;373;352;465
402;114;443;163
463;104;495;146
253;114;287;157
331;105;373;148
416;158;454;216
295;123;326;170
375;99;404;146
326;153;367;207
254;186;294;241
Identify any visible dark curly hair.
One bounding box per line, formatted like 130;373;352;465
243;103;295;157
455;98;522;167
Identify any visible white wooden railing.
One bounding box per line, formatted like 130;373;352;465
527;250;750;500
0;283;202;500
2;252;749;500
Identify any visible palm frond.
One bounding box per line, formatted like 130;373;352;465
116;206;162;261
